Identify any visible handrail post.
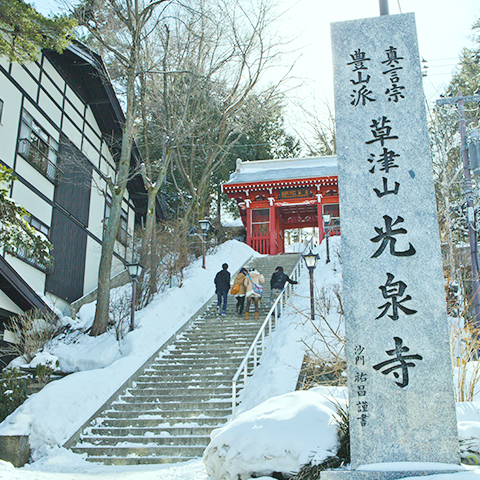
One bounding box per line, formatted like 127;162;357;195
232;381;237;419
230;249;308;417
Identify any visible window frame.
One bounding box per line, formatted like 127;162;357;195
5;214;50;272
18;109;60;183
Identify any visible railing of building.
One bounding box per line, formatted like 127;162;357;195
18;138;62;183
230;237;314;419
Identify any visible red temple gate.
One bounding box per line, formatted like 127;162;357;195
222;156;340;255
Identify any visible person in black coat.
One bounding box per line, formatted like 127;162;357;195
270;266;298;307
214;263;231;315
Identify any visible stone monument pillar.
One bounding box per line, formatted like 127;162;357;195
327;12;461;479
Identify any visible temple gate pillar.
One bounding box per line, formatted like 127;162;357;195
245;200;252;248
317;195;325;243
269;201;276;255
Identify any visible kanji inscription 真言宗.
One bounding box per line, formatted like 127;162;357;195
329;12;460;476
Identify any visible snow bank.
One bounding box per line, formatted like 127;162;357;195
457;402;480;451
0;240;257;456
203;387;346;480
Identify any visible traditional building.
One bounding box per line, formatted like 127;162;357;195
222;156;340;255
0;41;152;327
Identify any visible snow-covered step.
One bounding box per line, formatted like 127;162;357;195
90;426;215;436
99;417;228;428
103;407;231;418
67;254;301;465
72;444;207;460
119;393;231;403
77;434;210;446
126;386;232;396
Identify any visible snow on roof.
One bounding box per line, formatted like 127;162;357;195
225;155;338;185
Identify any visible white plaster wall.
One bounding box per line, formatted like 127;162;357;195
6;255;46;295
62;116;82;149
10;63;39;100
0;77;22;168
44;292;71;317
100;155;117;179
65;85;85;115
38;90;62;126
11;179;52;226
40;73;63;107
0;56;9;71
111;254;126;277
88;172;107;239
23;98;60;142
83;236;102;295
85;106;96;127
42;60;65;93
0;291;23;315
40;67;64;106
14;157;55;204
101;141;113;164
82;130;101;164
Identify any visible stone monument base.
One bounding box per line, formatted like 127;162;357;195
0;435;30;468
321;464;465;480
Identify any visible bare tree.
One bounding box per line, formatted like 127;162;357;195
294;98;336;156
73;0;171;336
144;0;288;225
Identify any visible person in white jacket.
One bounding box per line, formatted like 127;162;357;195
243;268;265;320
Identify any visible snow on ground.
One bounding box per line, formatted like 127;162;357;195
203;387;347;480
0;237;479;480
0;240;259;460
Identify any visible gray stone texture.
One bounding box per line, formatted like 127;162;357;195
0;435;30;467
322;470;464;480
330;12;459;470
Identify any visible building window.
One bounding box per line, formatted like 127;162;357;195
0;99;3;123
104;196;129;246
18;110;60;183
323;203;340;230
25;214;50;236
6;214;50;272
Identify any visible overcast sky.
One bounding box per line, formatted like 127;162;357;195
272;0;480;140
33;0;480;144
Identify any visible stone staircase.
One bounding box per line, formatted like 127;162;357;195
67;253;301;465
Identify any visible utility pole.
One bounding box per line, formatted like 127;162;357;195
379;0;389;15
436;92;480;326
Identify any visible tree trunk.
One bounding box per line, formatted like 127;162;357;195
90;61;136;336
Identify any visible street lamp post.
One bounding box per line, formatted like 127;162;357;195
302;250;319;322
191;219;212;269
126;262;144;331
321;213;332;264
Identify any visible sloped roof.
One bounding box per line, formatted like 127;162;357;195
225;156;338;185
44;41;164;222
0;256;53;317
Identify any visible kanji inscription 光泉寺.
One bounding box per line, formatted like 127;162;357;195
330;12;460;473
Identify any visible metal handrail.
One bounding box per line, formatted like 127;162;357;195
231;237;314;418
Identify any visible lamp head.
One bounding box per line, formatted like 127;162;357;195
302;250;319;270
321;213;332;225
126;262;144;279
198;218;212;234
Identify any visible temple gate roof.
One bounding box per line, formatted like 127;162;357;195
223;156;338;192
